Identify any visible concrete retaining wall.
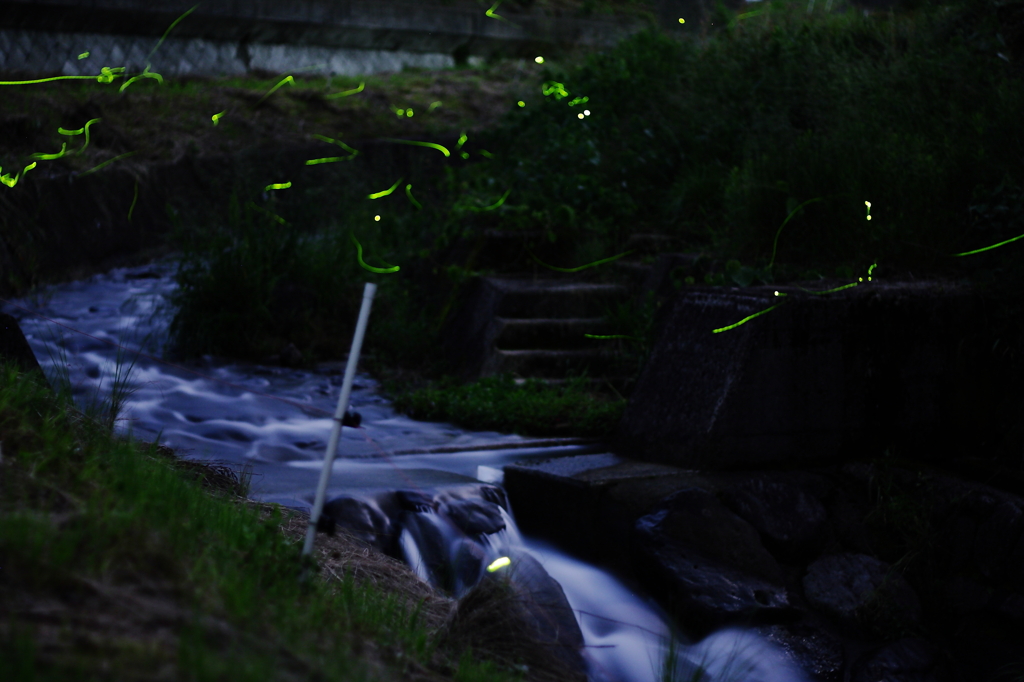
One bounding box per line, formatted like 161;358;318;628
614;281;1019;468
0;0;649;77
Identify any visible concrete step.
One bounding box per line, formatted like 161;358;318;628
488;278;630;318
487;348;633;378
494;317;611;350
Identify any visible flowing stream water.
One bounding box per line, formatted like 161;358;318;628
3;259;806;682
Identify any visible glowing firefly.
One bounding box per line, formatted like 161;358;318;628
119;63;163;93
535;56;544;64
487;557;511;572
405;184;422;209
865;200;872;220
128;179;138;222
383;138;450;157
530;249;634;273
712;303;785;334
351;234;400;274
368;178;403;199
265;182;291;191
59;118;101;154
211;111;226;125
951;232;1024;257
428;101;442;113
78;52;89;60
485;1;506;21
325;81;364;99
29;143;67;160
311;134;359;160
256;75;294;106
79;151;137;177
147;4;198;61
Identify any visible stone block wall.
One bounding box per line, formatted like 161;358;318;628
0;0;646;77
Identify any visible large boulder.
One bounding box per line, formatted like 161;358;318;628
442;552;588;682
634;488;791;634
614;281;1013;468
719;473;831;564
803;553;921;636
0;312;43;377
850;638;945;682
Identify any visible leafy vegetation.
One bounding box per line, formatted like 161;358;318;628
472;0;1024;281
0;361;527;681
390;373;625;438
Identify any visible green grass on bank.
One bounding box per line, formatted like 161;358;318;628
0;362;524;681
389;374;626;438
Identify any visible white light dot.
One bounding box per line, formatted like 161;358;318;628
578;113;584;119
535;56;544;64
866;215;872;220
374;215;380;221
584;109;591;116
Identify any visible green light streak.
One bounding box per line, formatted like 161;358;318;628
78;151;136;177
737;9;766;18
0;163;31;188
456;131;468;149
584;334;639;340
305;156;344;165
0;67;122;86
951;232;1024;257
147;4;199;61
485;1;506;20
530;249;633;273
479;150;494;159
542;81;570;99
311;134;359;159
325;81;364;99
487;556;511;572
712;303;785;334
211;110;226;125
119;64;164;92
567;96;589;107
256;75;295;106
265;182;291;191
78;52;89;60
405;184;422;209
96;66;125;84
768;197;824;270
428;101;442;113
368;178;403;200
383;138;450;157
802;282;860;294
29;143;67;160
351;234;400;274
481;189;511;211
248;202;288;225
128;179;138;221
59;118;101;154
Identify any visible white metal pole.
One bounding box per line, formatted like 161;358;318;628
302;282;377;558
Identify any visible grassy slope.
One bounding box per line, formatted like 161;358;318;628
0;362;526;681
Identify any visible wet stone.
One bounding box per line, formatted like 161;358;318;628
850;638;943;682
803;553;921;635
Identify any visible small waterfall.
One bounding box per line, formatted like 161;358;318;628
399;527;431;584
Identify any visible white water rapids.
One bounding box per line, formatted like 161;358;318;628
2;259;807;682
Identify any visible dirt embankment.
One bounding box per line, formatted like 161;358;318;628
0;65;532;293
